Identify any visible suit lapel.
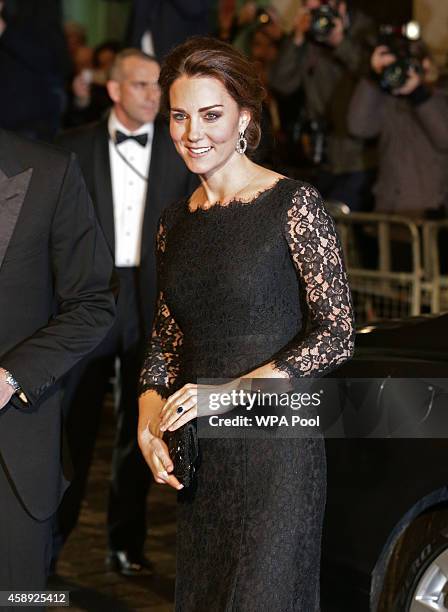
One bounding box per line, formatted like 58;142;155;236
0;167;33;271
141;119;168;262
93;124;115;255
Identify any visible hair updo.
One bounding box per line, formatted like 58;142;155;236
159;36;266;151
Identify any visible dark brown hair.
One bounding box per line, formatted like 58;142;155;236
159;36;266;151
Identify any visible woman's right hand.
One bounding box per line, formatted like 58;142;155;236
138;424;184;490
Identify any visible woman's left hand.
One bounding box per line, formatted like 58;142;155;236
159;383;199;432
159;379;248;432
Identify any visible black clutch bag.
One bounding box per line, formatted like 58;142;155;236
164;420;199;488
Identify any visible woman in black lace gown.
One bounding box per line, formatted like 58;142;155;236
138;37;355;611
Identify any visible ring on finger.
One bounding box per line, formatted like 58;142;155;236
176;405;184;414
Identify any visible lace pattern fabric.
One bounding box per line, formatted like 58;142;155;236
138;177;354;611
273;182;355;378
139;217;183;400
139;178;354;397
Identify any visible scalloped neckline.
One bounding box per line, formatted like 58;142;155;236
186;176;291;214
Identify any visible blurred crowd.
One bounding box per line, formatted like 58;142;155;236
1;0;448;218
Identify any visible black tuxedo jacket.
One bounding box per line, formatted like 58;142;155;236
0;129;116;520
58;116;198;338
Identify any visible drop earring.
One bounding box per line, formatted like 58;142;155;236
236;129;248;155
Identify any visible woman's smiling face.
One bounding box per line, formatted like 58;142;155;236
169;75;250;177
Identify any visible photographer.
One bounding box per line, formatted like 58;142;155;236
348;39;448;217
269;0;377;211
216;2;284;56
63;41;121;129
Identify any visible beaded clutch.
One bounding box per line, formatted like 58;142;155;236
164;421;199;488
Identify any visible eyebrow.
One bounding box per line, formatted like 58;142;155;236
170;104;224;113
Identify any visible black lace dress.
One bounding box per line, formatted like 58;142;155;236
139;178;354;611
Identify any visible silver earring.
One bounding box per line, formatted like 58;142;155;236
236;130;248;155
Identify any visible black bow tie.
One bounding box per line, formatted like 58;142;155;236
115;131;148;147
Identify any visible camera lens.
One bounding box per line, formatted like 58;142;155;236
380;59;410;91
310;6;338;42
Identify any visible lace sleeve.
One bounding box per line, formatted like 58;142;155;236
273;183;355;378
139;214;183;399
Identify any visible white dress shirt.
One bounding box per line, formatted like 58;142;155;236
141;31;155;56
108;111;154;267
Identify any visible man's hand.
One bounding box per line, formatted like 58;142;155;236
292;7;312;47
393;66;422;96
238;1;257;26
326;15;344;47
371;45;396;75
0;368;15;410
72;71;92;108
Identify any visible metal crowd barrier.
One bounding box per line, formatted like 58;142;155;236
325;202;448;324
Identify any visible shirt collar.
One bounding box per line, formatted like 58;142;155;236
108;110;154;145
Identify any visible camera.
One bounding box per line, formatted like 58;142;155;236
309;4;339;43
378;22;423;92
380;58;420;92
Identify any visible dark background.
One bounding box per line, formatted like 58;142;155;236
351;0;413;25
2;0;415;27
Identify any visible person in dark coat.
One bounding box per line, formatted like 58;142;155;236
127;0;212;60
269;0;377;211
0;0;70;140
0;128;116;597
349;40;448;216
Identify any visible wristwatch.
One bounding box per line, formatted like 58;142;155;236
4;370;21;394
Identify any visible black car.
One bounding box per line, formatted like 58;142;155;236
321;314;448;612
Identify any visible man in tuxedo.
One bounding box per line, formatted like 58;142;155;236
0;128;116;592
57;48;197;575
